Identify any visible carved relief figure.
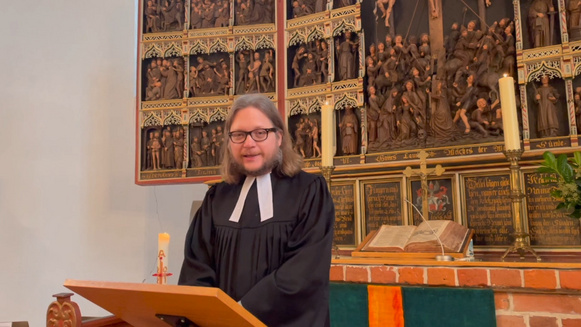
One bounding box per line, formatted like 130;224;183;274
430;80;456;142
311;119;321;157
534;75;559;137
151;131;162;170
190;136;203;167
428;0;438;19
575;87;581;134
161;127;175;169
248;52;262;92
201;130;211;165
145;1;161;33
303;52;318;86
339;106;359;155
469;98;492;137
259;50;275;92
173;127;184;169
238;0;274;24
145;58;185;101
161;0;183;31
174;60;184;98
160;59;179;99
319;40;329;83
214;126;224;163
314;0;325;13
569;0;581;29
528;0;554;48
236;50;250;94
367;86;381;145
292;46;307;87
396;94;416;142
377;88;398;144
214;0;230;27
335;31;359;81
190;0;202;29
294;119;307;157
453;74;477;134
215;61;231;95
146;131;155;169
189;66;199;96
374;0;396;27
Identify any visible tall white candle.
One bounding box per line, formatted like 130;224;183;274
499;75;521;150
321;103;335;167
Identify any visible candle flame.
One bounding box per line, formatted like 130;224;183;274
503;73;508;78
158;233;170;242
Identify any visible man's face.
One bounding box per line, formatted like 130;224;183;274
229;106;282;176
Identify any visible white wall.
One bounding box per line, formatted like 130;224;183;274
0;1;208;325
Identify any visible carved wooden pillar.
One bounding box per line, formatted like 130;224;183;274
558;0;569;44
564;78;579;146
478;0;486;32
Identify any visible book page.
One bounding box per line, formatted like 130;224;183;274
365;225;417;250
407;220;450;244
405;220;469;253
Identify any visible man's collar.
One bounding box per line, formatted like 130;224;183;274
229;173;274;223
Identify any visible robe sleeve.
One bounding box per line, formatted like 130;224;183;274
240;176;335;326
178;186;217;287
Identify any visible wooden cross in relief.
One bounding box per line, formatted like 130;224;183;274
403;150;445;223
427;0;490;58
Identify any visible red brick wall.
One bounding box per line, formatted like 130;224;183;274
331;264;581;327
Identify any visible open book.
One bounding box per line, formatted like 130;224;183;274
360;220;471;253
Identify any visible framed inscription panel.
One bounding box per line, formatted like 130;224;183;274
461;172;513;247
360;178;404;237
523;170;581;247
407;177;456;225
330;180;358;248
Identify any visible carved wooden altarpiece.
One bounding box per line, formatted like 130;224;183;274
135;0;581;253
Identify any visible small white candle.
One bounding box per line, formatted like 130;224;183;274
499;75;521;150
158;233;170;283
321;103;335;167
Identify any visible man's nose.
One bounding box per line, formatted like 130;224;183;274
242;135;256;147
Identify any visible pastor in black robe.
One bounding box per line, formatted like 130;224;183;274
178;171;335;327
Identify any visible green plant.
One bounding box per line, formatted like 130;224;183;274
538;151;581;219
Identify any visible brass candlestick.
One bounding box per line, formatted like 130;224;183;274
501;149;541;261
321;165;335;191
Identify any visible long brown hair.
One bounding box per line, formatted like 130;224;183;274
220;94;303;184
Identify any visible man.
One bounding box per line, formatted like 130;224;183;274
179;94;335;327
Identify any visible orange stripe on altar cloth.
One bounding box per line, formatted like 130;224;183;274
368;285;405;327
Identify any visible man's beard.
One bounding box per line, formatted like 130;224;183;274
232;149;282;177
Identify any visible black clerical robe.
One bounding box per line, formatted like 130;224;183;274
179;171;335;327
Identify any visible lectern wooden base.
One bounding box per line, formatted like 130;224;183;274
52;280;265;327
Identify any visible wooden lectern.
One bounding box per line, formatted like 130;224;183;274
48;280;266;327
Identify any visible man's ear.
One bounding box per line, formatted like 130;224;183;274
276;131;283;147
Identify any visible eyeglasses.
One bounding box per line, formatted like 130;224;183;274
228;128;278;144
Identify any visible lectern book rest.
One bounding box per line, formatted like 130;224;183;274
64;279;266;327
